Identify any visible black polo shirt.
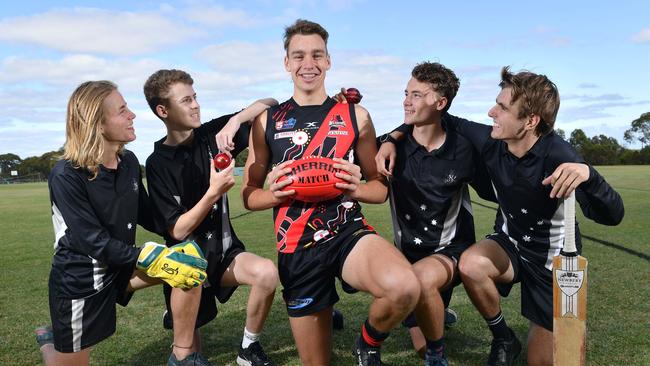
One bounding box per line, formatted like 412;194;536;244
433;114;623;270
386;120;479;256
145;114;249;258
49;150;158;298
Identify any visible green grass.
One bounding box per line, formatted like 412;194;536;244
1;165;649;365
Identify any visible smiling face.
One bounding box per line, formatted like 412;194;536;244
403;77;446;126
487;87;530;142
159;82;201;130
100;89;136;143
284;34;331;95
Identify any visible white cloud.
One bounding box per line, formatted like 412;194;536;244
182;5;259;27
0;7;198;55
632;27;650;43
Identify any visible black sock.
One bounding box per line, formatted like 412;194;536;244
361;318;389;347
485;311;512;340
426;337;445;356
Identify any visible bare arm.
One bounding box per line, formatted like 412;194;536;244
241;110;295;210
216;98;279;152
168;160;235;240
335;105;387;203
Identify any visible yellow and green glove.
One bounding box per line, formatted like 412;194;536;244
137;241;208;290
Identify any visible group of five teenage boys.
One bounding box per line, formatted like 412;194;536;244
39;18;623;366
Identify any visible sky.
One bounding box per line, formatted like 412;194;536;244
1;0;649;163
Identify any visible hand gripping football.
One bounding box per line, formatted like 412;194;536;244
276;156;345;202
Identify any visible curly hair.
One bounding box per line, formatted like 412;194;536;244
143;69;194;120
499;66;560;136
411;62;460;112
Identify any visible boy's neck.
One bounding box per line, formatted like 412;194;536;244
293;87;328;106
411;116;446;152
164;128;194;146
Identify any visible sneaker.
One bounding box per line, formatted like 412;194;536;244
237;341;276;366
333;308;344;330
486;331;521;366
352;335;382;366
35;325;54;347
168;352;214;366
444;308;458;328
425;348;449;366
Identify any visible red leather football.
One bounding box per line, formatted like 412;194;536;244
344;88;362;104
213;153;232;170
276;156;346;202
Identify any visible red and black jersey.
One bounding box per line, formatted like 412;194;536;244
265;97;371;253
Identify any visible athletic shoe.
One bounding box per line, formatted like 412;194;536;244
424;348;449;366
168;352;214;366
486;331;521;366
443;308;458;328
35;325;54;347
236;341;276;366
333;308;344;330
352;335;382;366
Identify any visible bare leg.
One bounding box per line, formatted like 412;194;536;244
289;307;333;366
458;239;514;318
40;344;91;366
527;322;553;366
220;252;278;333
412;255;456;343
170;286;202;359
342;234;420;333
408;326;426;359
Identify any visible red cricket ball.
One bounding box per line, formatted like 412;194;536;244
344;88;363;104
213;153;232;170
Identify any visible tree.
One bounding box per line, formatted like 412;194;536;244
0;153;22;176
555;128;566;140
569;129;590;156
624;112;650;148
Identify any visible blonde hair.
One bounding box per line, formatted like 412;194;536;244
62;80;122;179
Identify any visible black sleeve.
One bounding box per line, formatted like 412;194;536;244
576;166;624;225
442;113;492;153
50;171;140;267
203;113;236;136
137;174;163;235
145;159;186;233
546;137;624;226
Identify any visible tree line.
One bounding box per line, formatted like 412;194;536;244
1;113;649;181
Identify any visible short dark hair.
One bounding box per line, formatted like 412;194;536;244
283;19;329;52
411;62;460;112
143;69;194;119
499;66;560;136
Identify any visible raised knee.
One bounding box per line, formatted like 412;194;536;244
458;253;490;282
253;258;279;291
387;270;420;309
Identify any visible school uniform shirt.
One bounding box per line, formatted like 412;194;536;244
145;114;248;268
440;114;624;270
48;150;158;298
388;121;478;255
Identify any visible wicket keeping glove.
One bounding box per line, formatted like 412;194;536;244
137;241;208;290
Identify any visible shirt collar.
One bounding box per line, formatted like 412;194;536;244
403;119;455;160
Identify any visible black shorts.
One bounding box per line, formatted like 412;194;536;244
48;267;133;353
400;242;469;328
488;231;554;331
162;244;244;329
279;226;376;317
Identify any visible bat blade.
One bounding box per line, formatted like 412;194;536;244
553;192;588;366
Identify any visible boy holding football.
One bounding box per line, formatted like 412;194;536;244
242;19;420;366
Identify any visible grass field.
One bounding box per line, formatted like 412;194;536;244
1;166;648;365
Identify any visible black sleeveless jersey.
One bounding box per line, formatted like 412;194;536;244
265;97;371;253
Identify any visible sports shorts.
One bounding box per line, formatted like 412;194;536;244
162;243;244;329
488;231;554;331
279;225;376;317
400;241;470;328
48;267;133;353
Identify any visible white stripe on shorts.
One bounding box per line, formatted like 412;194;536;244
71;298;85;352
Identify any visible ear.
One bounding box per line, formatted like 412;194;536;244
325;53;331;70
284;55;290;72
155;104;167;119
436;97;448;112
525;114;541;131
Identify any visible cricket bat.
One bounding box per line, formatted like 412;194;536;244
553;192;588;365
